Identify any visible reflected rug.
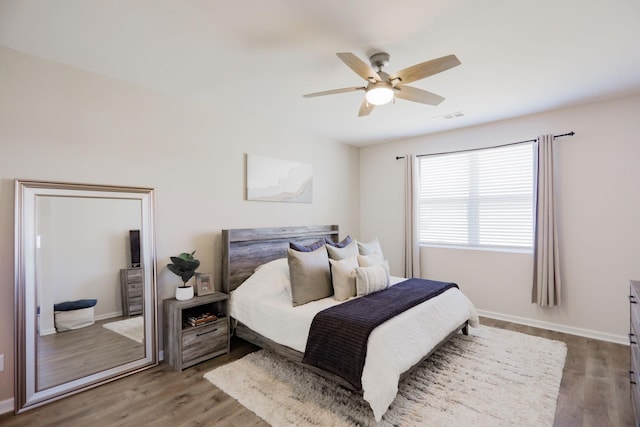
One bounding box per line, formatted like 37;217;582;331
204;326;566;427
102;316;143;343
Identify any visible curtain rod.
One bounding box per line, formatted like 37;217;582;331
395;131;575;160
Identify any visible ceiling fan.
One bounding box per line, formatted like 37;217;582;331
303;52;461;116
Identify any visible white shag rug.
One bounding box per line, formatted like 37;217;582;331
102;316;144;344
204;326;567;427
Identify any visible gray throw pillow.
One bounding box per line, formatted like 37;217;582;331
287;246;332;306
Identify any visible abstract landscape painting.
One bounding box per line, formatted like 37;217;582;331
246;154;313;203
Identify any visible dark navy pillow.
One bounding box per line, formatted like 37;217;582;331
325;235;352;248
289;239;326;252
54;299;98;311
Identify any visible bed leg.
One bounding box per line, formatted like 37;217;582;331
462;322;469;336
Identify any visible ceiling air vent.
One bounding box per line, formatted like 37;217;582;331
433;111;464;120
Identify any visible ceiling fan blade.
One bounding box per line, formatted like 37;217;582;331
394;85;445;105
389;54;461;85
358;99;375;117
302;86;365;98
337;52;382;83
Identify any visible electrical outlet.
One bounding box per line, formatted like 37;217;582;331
0;354;4;372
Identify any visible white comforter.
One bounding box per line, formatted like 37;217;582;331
229;259;479;421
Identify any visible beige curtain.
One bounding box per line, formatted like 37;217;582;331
532;134;561;306
404;155;421;278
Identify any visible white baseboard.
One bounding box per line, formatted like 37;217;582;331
477;309;628;345
0;397;13;415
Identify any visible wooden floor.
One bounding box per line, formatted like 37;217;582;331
481;318;635;427
38;317;144;389
1;318;634;426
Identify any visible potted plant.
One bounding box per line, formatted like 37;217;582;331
167;251;200;300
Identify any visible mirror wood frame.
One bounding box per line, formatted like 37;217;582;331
14;180;158;413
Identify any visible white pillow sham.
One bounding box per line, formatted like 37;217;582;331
329;255;358;301
357;253;384;267
357;238;384;258
326;240;359;260
234;257;291;298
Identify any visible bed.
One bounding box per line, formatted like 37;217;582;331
221;225;479;421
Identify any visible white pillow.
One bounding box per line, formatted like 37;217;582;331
357;238;384;259
357;253;384;267
255;257;289;273
235;258;290;298
326;240;359;260
355;261;390;296
329;255;358;301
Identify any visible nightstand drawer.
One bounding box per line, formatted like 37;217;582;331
182;321;228;363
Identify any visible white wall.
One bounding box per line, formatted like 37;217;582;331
0;46;360;403
360;93;640;343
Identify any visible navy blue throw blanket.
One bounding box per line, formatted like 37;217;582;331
302;278;458;391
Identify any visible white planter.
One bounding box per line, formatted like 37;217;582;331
175;286;194;301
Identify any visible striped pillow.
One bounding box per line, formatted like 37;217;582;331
354;261;390;296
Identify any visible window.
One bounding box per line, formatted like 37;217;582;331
418;142;535;251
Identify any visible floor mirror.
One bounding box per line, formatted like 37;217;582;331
14;180;158;413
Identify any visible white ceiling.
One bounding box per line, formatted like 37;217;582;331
1;0;639;146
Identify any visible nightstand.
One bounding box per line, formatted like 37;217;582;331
163;293;230;371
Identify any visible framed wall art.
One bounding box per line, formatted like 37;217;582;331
246;154;313;203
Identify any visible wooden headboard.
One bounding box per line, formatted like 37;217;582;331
221;225;339;293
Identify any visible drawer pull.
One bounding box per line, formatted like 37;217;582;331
631;295;637;304
196;328;218;337
631;371;637;385
631;333;637;345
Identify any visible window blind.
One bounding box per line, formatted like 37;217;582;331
418;142;535;251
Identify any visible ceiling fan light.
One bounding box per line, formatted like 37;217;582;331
365;85;394;105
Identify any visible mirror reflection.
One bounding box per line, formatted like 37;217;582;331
35;196;144;390
15;181;158;413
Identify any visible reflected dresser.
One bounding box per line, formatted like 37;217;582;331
120;267;143;317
